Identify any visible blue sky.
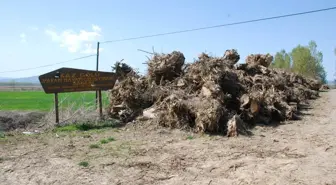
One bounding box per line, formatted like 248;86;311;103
0;0;336;80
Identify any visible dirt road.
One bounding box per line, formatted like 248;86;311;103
1;90;336;185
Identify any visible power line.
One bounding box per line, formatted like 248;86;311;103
0;54;96;74
2;7;335;74
101;6;336;44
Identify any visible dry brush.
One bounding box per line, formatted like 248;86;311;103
107;49;324;136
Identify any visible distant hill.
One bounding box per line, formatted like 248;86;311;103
0;77;11;81
0;76;39;84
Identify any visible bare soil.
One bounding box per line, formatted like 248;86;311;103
0;111;46;132
1;90;336;185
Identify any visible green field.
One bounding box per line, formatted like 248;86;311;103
0;91;110;111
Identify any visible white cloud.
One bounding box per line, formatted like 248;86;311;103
20;33;27;43
29;26;39;31
92;25;101;32
45;24;102;54
45;29;60;41
81;43;104;54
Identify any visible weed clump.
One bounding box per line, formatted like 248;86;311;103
100;139;108;144
89;144;100;149
54;120;120;132
78;161;89;167
107;137;115;141
186;135;194;140
0;131;5;138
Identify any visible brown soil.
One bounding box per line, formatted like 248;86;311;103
0;111;46;132
1;90;336;185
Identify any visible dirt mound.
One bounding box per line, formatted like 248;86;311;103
0;111;46;132
108;50;323;136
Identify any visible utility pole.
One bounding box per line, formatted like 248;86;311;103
95;42;101;119
96;42;100;107
54;93;59;125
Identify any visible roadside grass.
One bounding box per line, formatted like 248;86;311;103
89;144;100;149
107;137;115;141
0;156;9;163
100;139;108;144
186;135;194;140
78;161;89;167
89;136;116;149
54;119;121;132
0;131;5;139
0;91;109;111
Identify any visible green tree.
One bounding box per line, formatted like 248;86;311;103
308;41;326;83
273;40;327;83
272;49;291;69
289;40;326;83
290;45;313;77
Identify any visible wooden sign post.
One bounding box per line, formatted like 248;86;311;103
39;67;118;124
54;93;59;123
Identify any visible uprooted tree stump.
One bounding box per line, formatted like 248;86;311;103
147;51;185;85
107;50;323;137
246;54;273;67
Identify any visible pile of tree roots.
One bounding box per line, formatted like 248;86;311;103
107;49;324;136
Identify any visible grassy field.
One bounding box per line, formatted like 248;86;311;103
0;91;109;111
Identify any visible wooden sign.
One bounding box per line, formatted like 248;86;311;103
39;67;118;94
39;67;118;124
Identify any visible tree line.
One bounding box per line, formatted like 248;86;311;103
271;40;327;84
